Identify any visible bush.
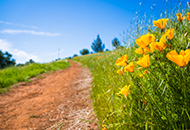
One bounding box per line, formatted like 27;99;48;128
80;49;89;55
73;54;78;57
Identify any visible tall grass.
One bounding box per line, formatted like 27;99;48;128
74;1;190;129
0;59;70;93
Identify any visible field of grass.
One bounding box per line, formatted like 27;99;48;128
73;3;190;129
1;1;189;129
0;59;70;93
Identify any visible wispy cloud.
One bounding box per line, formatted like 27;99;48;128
0;20;38;29
0;39;40;64
1;29;61;36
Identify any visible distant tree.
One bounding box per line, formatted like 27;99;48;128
25;59;35;65
91;35;105;52
80;49;89;55
29;59;35;63
65;57;71;59
73;54;78;57
0;50;16;69
105;49;110;51
16;63;24;67
55;58;61;61
112;37;121;49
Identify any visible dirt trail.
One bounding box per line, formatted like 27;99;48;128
0;60;98;130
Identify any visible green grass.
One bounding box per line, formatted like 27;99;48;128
73;48;143;129
74;47;190;129
0;59;70;93
73;4;190;129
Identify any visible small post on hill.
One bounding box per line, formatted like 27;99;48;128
58;48;60;60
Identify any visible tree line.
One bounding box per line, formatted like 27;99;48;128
0;50;35;69
79;34;121;56
0;34;122;68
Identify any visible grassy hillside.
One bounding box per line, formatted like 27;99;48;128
73;10;190;129
0;59;70;93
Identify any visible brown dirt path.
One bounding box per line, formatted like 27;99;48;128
0;60;98;130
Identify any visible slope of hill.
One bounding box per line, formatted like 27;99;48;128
0;59;70;93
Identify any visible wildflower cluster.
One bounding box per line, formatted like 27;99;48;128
102;125;107;130
93;55;104;60
116;13;190;98
74;9;190;129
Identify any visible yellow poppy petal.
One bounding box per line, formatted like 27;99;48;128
119;85;130;97
165;28;174;39
167;49;190;67
115;55;128;66
136;55;150;68
117;69;123;75
143;70;149;74
153;18;169;29
124;62;135;72
176;13;183;22
150;42;167;52
135;33;155;48
184;12;190;21
135;47;143;55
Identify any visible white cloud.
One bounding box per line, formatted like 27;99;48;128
0;39;40;64
0;20;38;29
1;29;61;36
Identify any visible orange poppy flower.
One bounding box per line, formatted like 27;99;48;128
143;70;148;74
115;55;128;66
153;18;169;29
143;45;155;54
140;99;147;105
124;62;135;72
129;81;134;85
166;49;190;67
119;85;130;97
150;35;168;52
149;44;155;53
117;69;123;75
165;28;174;39
176;13;183;22
135;33;155;48
139;74;143;77
160;34;167;43
184;12;190;21
150;42;167;52
136;55;150;68
135;47;143;55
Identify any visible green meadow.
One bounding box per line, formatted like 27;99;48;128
0;59;70;93
0;1;190;129
73;3;190;129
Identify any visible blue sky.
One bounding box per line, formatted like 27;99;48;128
0;0;186;64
